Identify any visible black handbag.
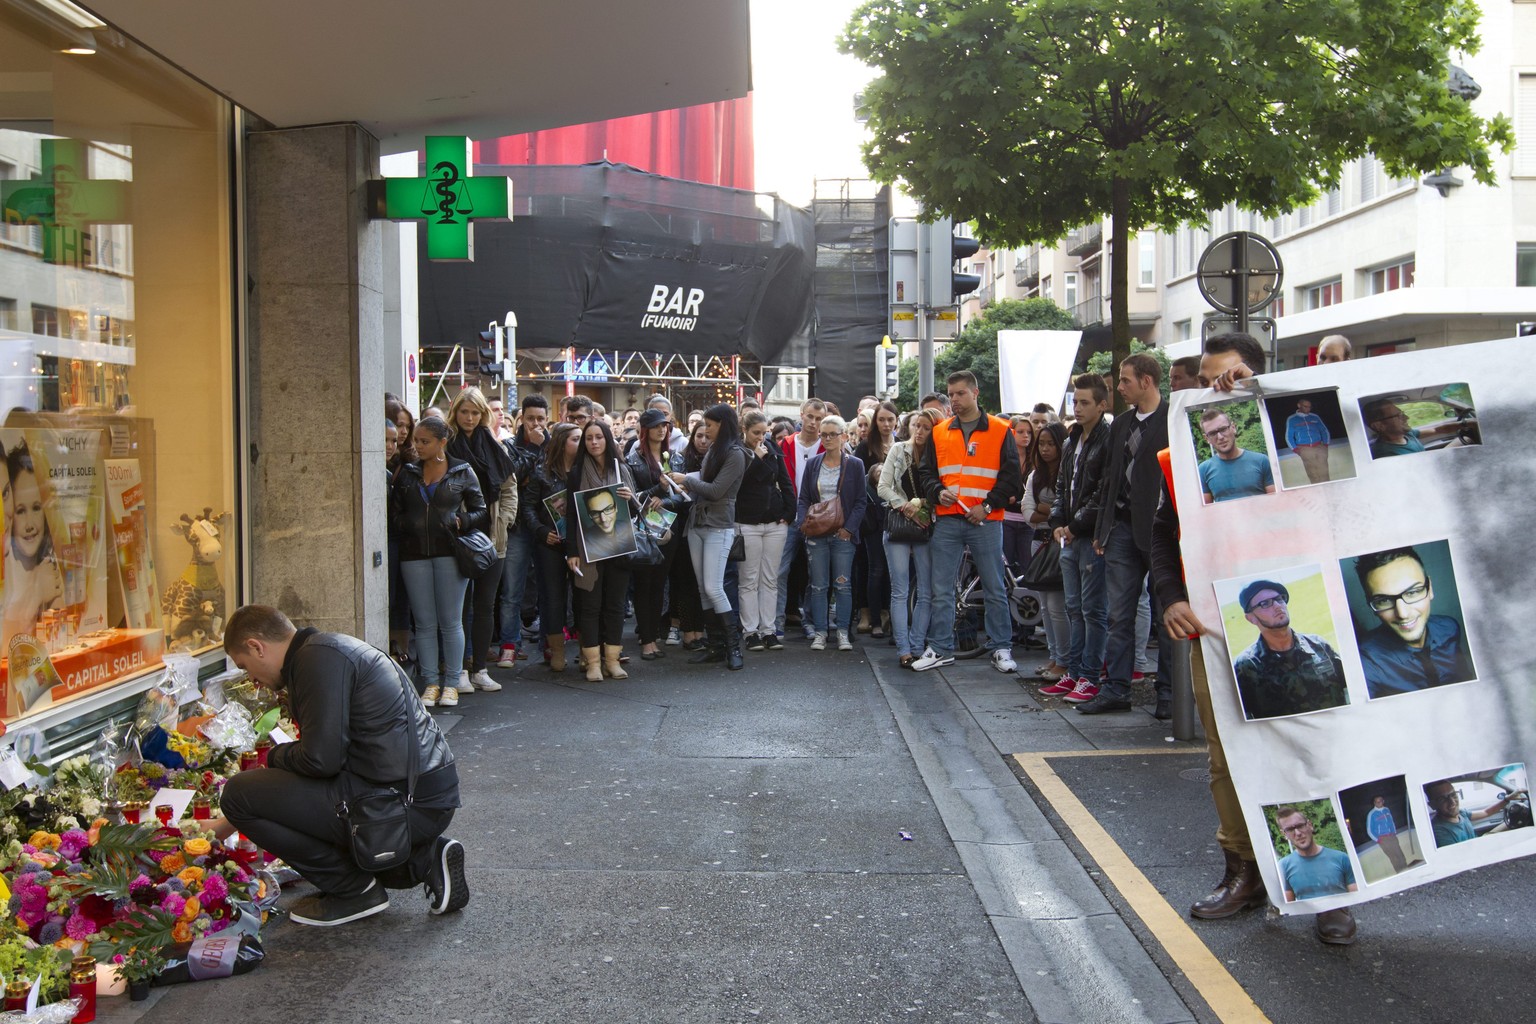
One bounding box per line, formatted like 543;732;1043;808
727;532;746;561
884;463;932;544
625;502;665;567
449;528;497;578
335;660;419;872
1020;537;1064;591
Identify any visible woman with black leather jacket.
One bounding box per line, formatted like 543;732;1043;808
626;409;688;661
389;415;487;709
663;423;710;651
521;422;581;673
735;410;794;652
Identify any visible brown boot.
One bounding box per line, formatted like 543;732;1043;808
546;634;566;672
580;646;602;682
1315;907;1357;945
1190;849;1267;919
601;644;628;679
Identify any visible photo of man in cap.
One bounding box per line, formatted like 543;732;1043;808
1228;576;1349;720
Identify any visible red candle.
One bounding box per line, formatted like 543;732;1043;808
155;804;174;826
123;804;142;825
239;750;259;771
69;957;97;1024
192;799;212;821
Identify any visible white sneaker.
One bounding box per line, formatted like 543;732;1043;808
437;687;460;708
836;630;853;652
810;633;827;651
991;649;1017;673
665;626;682;646
470;669;501;692
454;670;472;695
911;648;954;672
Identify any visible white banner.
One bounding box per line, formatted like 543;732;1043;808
1170;337;1531;915
997;329;1081;414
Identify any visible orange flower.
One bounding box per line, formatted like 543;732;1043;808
172;921;192;943
159;853;186;874
28;831;60;850
181;896;201;920
177;867;205;888
182;838;212;857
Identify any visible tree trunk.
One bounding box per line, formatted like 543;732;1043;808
1109;175;1132;411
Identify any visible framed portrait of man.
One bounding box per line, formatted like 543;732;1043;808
572;484;636;563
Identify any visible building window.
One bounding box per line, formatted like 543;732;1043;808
1518;244;1536;286
1175;319;1192;341
1269;294;1285;319
1519;75;1536;176
1138;233;1155;288
1299;279;1343;311
1040;275;1051;301
0;1;236;728
1063;272;1078;310
1325;187;1342;216
1367;258;1416;295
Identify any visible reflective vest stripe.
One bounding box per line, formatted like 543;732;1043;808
958;486;992;499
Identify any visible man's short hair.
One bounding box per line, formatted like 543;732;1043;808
1199;407;1231;427
1318;334;1353;360
223;605;297;653
562;395;594;414
521;394;549;412
1172;355;1201;378
1361;399;1397;426
1239;579;1290;612
1273;806;1306;825
1073;373;1109;404
1031;402;1054;414
1352;547;1426;591
799;398;826;416
946;370;979;390
920;392;952;409
1204;332;1267;375
1122;352;1161;384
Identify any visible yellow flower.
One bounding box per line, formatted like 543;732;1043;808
171;921;192;943
182;838;212;857
159;853;186;875
28;831;60;850
181;895;201;920
177;867;205;888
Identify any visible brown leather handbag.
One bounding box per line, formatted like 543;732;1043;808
800;461;845;538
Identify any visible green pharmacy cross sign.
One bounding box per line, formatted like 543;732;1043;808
367;136;512;261
0;138;130;266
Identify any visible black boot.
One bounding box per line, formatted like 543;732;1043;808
689;619;727;663
720;611;745;671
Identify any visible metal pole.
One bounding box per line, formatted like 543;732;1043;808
1169;636;1196;742
918;219;934;400
1233;231;1250;338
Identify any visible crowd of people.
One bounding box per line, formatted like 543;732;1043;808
379;363;1206;708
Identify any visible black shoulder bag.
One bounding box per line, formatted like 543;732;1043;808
335;659;419;872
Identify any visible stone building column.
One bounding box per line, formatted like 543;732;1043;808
244;124;388;645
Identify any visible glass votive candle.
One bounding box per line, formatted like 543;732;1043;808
154;804;174;826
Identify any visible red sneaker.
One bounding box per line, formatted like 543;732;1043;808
1063;678;1100;704
1039;678;1076;696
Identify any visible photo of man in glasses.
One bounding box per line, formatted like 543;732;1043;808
1349;543;1475;698
1273;806;1358;904
1196;405;1275;504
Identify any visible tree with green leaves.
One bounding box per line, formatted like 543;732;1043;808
897;297;1075;410
843;0;1512;373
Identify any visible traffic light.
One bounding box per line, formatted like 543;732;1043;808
476;327;504;382
876;336;899;399
926;216;982;302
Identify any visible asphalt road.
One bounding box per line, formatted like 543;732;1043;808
131;630;1536;1024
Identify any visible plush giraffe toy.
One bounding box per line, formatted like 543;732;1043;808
163;508;232;650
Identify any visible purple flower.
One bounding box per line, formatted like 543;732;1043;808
129;873;153;891
200;873;229;902
58;829;90;860
37;920;63;944
65;911;97;941
160;893;186;916
208;916;230;934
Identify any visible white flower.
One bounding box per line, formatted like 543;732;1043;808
79;798;101;818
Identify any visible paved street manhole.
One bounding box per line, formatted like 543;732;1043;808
1179;767;1212;783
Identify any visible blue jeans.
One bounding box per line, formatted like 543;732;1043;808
775;522;805;631
1101;520;1172;699
498;525;537;645
399;556;470;689
805;533;855;635
689;525;736;614
884;535;933;658
1059;535;1107;681
927;515;1011;657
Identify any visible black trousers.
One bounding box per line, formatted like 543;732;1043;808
575;559;632;646
222;767;453;898
632;536;681;645
463;555;504;671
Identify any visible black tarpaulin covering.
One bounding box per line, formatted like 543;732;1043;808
810;182;891;416
416;162;814;365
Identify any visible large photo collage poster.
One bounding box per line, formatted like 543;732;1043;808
1169;337;1531;915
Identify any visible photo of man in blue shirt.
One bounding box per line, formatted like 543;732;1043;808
1197;407;1274;504
1275;807;1358;902
1351;545;1475;698
1284;398;1332;483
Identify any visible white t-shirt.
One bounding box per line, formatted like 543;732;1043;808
793;436;820;491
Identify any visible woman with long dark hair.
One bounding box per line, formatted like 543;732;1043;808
567;419;637;681
1028;422;1071;682
522;423;582;673
663;421;711;650
852;401;898;637
735;410;794;652
1002;415;1036;575
626;409;688;660
670;404;748;669
389;416;487;708
447;386;516;694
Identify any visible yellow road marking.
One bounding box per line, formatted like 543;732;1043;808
1013;750;1272;1024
